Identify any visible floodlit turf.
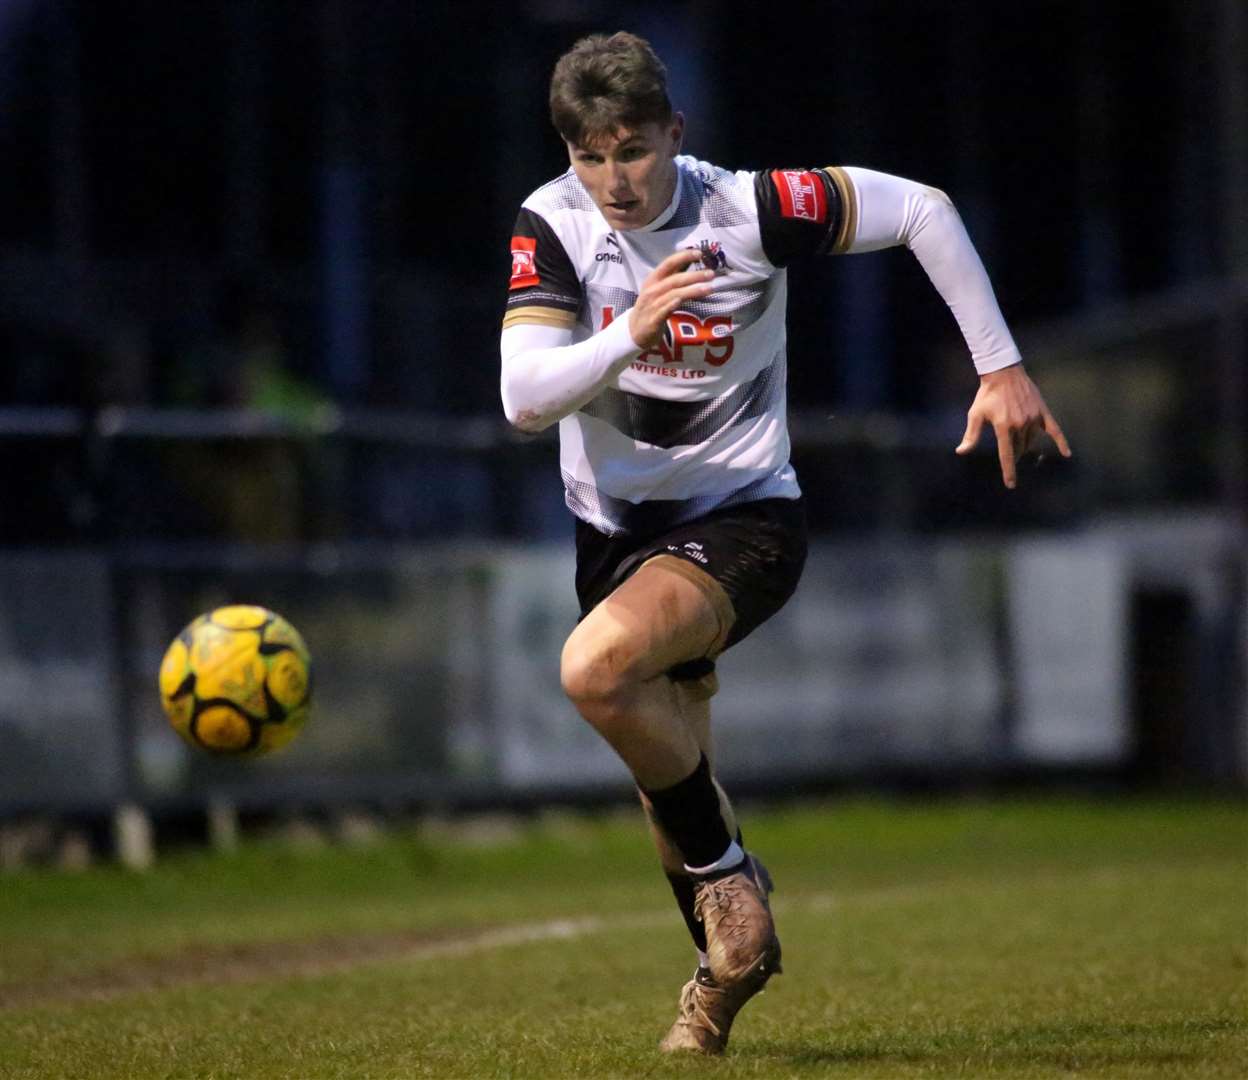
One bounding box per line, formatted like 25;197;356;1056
0;798;1244;1078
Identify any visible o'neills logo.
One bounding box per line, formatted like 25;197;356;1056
509;236;539;290
772;169;827;223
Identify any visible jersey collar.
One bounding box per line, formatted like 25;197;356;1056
634;162;684;233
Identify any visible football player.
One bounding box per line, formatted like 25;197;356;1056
500;30;1069;1054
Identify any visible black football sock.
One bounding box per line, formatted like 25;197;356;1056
641;754;733;869
664;870;708;952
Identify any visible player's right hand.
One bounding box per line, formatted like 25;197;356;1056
628;249;716;349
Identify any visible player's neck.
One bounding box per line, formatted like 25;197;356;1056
635;161;681;232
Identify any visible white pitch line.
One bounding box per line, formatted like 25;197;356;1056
11;868;1137;1007
384;910;673;965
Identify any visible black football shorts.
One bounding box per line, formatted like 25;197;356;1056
573;497;808;681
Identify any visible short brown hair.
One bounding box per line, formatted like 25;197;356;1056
549;32;672;147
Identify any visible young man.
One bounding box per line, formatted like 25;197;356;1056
499;31;1069;1054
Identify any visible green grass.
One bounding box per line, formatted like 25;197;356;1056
0;797;1244;1078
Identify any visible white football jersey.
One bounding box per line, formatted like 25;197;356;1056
503;155;855;537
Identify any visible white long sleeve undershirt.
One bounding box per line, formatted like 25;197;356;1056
500;313;635;433
842;166;1022;376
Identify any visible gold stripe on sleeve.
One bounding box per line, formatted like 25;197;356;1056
823;166;858;254
502;306;579;331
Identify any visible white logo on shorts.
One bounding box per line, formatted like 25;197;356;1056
668;541;709;565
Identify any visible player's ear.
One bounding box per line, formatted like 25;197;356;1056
669;112;685;155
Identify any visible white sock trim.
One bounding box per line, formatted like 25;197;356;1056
684;840;745;877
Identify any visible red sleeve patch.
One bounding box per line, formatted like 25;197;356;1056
509;236;540;290
770;170;827;223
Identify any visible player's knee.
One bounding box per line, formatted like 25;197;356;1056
559;632;636;721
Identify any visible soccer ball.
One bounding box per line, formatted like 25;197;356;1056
158;605;312;756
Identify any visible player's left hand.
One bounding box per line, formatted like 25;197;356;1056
955;363;1071;489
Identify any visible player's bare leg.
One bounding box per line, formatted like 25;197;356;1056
561;556;780;1038
560;556;728;791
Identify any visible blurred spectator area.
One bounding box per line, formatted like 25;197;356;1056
1;275;1243;546
0;0;1244;542
0;0;1243;421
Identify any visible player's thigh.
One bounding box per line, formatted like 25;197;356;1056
562;557;729;693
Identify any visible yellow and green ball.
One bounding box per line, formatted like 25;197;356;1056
159;605;311;756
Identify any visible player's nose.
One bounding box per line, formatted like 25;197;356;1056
604;161;629;193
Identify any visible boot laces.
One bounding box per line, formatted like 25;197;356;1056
675;978;722;1038
696;876;755;942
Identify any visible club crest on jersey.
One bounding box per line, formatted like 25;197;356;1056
509;236;539;289
686;239;728;273
771;169;827;223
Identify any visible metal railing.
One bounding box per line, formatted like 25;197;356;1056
0;401;1097;547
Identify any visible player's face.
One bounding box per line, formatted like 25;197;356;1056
567;116;684;230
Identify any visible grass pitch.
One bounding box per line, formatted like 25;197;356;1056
0;797;1243;1078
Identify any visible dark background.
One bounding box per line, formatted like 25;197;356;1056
0;0;1233;413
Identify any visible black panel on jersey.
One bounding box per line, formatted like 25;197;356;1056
754;168;844;268
566;472;797;544
578;359;783;449
504;207;582;315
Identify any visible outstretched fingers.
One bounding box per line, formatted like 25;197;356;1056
995;421;1019;488
1043;407;1073;458
956;411;985;456
956;366;1073;488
